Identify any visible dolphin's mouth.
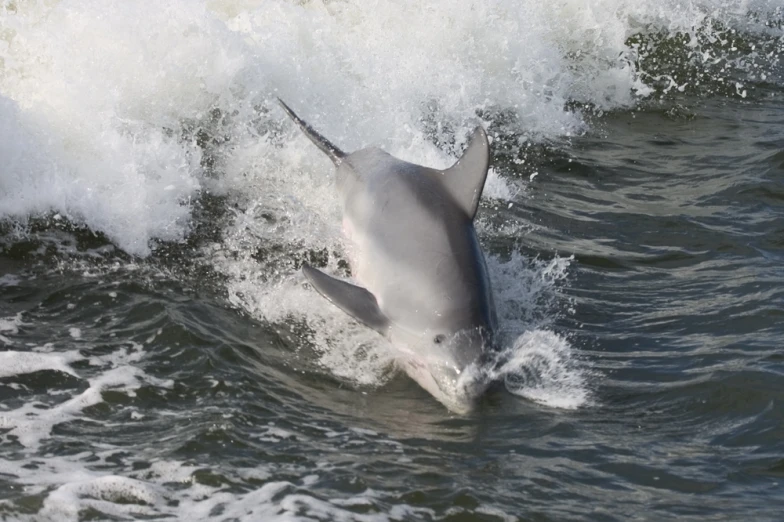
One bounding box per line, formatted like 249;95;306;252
400;357;489;413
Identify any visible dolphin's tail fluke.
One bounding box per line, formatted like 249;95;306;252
277;98;345;166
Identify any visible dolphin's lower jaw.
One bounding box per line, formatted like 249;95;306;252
399;358;489;414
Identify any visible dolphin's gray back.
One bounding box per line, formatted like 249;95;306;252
338;149;496;334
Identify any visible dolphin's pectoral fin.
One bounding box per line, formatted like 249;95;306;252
302;264;389;335
441;126;491;220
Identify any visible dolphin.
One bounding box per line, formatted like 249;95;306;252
279;99;497;413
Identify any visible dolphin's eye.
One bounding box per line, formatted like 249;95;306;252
433;334;446;345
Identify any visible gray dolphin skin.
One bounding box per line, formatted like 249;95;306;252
279;99;497;413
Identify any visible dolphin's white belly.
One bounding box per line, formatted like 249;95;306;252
343;216;389;308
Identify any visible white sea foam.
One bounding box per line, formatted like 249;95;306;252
0;350;81;379
0;449;455;522
0;343;173;449
40;476;169;521
2;0;778;254
0;312;26;345
0;0;239;255
0;274;23;286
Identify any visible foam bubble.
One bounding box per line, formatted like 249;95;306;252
0;350;82;379
40;476;168;521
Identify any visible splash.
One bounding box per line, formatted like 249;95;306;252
493;329;591;409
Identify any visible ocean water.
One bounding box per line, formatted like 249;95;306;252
1;0;783;520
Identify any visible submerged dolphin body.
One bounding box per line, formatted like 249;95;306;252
279;100;497;413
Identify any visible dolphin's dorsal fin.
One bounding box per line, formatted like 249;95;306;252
302;264;390;335
440;126;491;220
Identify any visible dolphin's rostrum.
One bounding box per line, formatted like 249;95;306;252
279;99;497;413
